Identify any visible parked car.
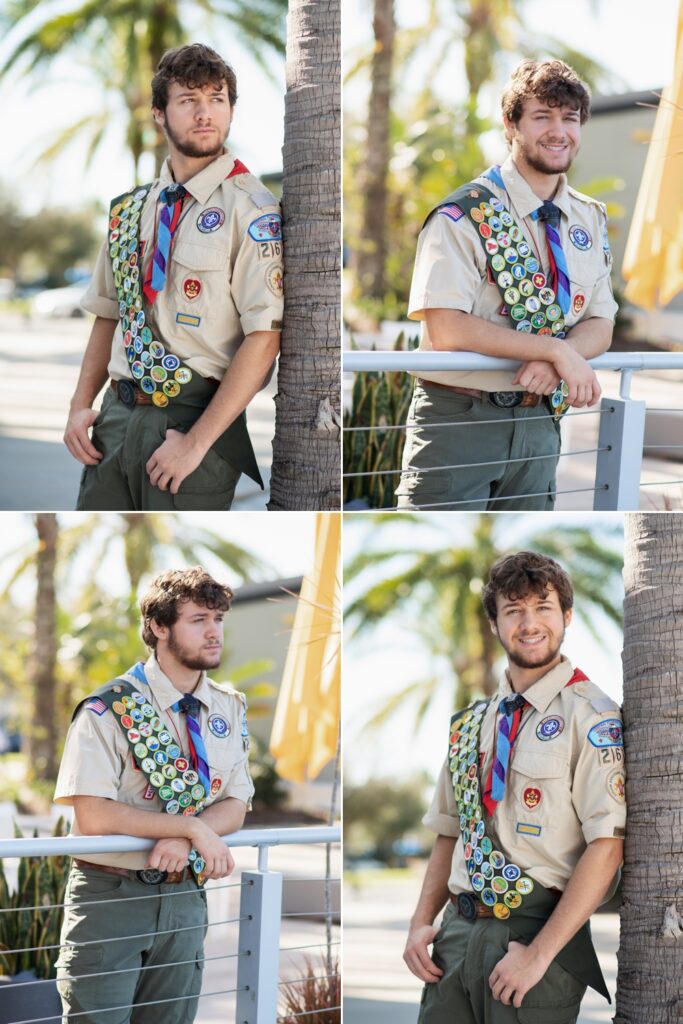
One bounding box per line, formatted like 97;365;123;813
32;283;89;318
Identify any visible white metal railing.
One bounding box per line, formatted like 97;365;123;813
0;825;341;1024
343;350;683;510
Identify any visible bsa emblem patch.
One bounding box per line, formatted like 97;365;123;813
536;716;564;741
587;718;623;748
211;777;222;796
248;213;282;242
607;770;625;802
183;278;201;300
266;263;284;297
197;207;225;233
569;225;592;250
523;787;542;810
208;714;230;738
573;293;585;316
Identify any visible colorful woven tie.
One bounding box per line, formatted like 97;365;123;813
536;200;570;316
482;693;527;815
143;183;187;305
176;694;211;794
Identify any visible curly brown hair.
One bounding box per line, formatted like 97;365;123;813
501;60;591;126
140;567;234;649
151;43;238;111
482;551;574;621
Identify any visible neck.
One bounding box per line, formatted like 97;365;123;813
155;652;201;694
507;652;563;694
167;147;223;185
511;154;561;202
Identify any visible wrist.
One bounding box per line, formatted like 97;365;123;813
525;938;553;973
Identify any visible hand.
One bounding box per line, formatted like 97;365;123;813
64;408;103;465
551;347;601;408
146;429;206;494
403;924;443;983
188;821;235;879
488;940;549;1008
511;361;561;396
147;837;192;874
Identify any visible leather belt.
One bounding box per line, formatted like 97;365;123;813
451;892;495;920
110;379;153;406
74;858;193;885
417;378;543;408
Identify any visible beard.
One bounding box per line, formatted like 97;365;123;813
502;629;565;671
163;117;228;159
166;629;222;671
517;139;575;176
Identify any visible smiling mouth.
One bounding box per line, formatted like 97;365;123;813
517;635;547;646
540;144;568;152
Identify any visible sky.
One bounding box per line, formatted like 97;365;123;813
343;511;626;786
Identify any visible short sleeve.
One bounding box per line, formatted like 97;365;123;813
583;211;618;322
54;704;127;804
81;238;120;320
223;755;255;808
422;758;460;837
408;209;487;321
231;205;284;335
571;711;626;844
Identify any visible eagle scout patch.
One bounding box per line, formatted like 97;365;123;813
210;776;222;796
607;770;625;802
536;716;564;741
588;718;623;747
208;714;230;738
196;207;225;233
183;278;201;300
569;225;592;250
523;787;542;810
248;213;282;242
573;293;585;316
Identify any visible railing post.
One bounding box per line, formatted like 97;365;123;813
593;397;646;510
236;868;283;1024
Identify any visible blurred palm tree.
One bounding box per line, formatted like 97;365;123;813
1;0;288;175
344;513;622;729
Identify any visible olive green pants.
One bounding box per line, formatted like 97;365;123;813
76;387;240;511
55;863;208;1024
396;383;562;511
419;902;586;1024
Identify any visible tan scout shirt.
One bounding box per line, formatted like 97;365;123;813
82;149;284;383
54;655;254;870
423;658;626;895
408;155;618;391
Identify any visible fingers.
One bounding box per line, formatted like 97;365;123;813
403;948;443;983
64;426;102;466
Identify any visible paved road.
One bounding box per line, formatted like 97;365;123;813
0;315;276;510
344;873;618;1024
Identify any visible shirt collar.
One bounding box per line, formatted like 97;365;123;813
497;656;575;715
143;655;212;712
158;149;236;205
498;154;571;221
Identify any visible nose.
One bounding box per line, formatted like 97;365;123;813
194;99;212;121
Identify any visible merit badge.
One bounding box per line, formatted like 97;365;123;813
536;715;564;741
248;213;282;242
196;207;225;233
208;714;230;738
587;718;623;748
523;787;542;810
569;224;592;250
607;770;625;802
573;293;585;316
265;264;284;298
183;278;201;300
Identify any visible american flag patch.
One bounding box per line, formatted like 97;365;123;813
438;203;464;224
86;698;108;716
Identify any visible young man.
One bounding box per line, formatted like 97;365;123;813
54;567;254;1022
64;44;283;510
396;61;617;511
404;552;626;1023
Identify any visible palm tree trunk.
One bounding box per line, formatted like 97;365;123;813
617;513;683;1022
355;0;395;302
268;0;341;511
27;514;58;782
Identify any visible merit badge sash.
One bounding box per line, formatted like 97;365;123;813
81;675;209;887
430;170;571;419
448;699;537;919
108;185;196;409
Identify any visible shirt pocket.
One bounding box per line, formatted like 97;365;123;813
565;255;605;327
506;748;569;829
171;240;230;324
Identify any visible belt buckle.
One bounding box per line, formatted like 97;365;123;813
489;391;523;409
136;869;168;885
457;892;478;922
117;379;137;408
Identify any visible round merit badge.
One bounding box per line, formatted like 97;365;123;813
536;715;564;740
569;224;592;250
196;207;225;233
208;714;230;737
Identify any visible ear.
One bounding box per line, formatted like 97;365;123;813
152;107;166;128
502;116;515;143
489;617;499;637
150;618;169;642
564;608;573;629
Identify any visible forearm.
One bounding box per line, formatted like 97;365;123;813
527;837;623;969
184;330;280;456
197;796;247;837
410;834;455;927
564;317;613;359
70;316;117;411
426;309;562;364
74;795;205;842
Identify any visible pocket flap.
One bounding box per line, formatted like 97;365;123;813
512;750;566;779
173;241;228;271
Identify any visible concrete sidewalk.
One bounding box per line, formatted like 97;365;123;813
344;872;618;1024
0;315;275;510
